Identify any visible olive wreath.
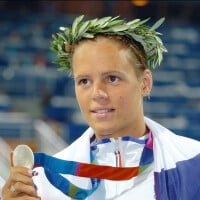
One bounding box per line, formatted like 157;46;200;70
50;15;167;72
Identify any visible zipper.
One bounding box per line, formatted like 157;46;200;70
115;150;122;167
114;140;122;167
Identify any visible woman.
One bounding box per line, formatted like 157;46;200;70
2;16;200;200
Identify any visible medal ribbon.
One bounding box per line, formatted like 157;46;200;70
33;132;153;199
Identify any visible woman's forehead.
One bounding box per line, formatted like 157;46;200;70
73;36;140;67
73;37;131;64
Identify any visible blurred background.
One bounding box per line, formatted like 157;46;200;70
0;0;199;180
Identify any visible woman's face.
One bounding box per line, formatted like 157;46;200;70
72;37;152;140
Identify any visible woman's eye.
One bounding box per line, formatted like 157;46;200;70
108;75;120;83
79;79;90;85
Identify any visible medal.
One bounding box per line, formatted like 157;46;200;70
12;145;34;169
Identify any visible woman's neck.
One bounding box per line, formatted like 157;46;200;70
95;120;148;141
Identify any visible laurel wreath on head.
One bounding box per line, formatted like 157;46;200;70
50;15;167;72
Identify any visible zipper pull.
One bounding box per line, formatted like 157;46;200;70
114;140;122;167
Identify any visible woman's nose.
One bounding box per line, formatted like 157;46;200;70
92;84;108;102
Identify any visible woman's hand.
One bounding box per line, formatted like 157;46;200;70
2;166;39;200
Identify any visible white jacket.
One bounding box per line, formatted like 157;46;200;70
33;117;200;200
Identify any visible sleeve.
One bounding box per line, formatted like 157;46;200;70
0;176;5;200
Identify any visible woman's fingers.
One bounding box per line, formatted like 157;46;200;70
11;166;32;177
12;181;37;196
2;166;38;200
10;167;33;186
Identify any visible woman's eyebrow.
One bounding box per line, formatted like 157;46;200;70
102;71;122;76
102;71;126;79
74;74;90;80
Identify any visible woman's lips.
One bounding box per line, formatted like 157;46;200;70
91;108;115;119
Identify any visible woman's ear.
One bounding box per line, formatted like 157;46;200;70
141;69;153;97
